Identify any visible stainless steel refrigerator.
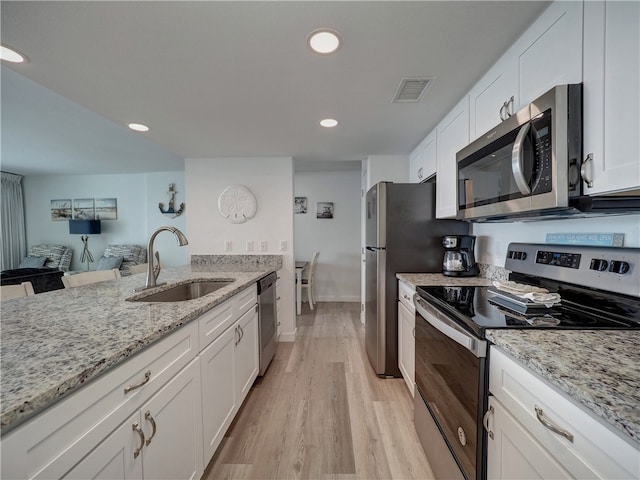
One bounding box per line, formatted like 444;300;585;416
365;181;468;377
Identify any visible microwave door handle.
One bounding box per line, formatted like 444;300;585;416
512;122;532;195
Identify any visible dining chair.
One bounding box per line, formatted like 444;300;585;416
0;282;36;301
62;269;121;288
301;251;320;310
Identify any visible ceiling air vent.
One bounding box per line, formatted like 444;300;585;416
392;77;434;103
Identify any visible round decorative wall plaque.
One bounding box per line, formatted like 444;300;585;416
217;185;257;223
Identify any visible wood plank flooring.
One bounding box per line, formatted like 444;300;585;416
202;302;434;480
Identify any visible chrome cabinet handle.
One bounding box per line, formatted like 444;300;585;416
506;96;514;117
144;411;157;446
483;405;494;440
124;370;151;394
581;153;594;188
417;167;423;180
512;122;532;195
534;405;574;442
403;294;411;301
132;422;145;459
234;326;240;346
239;324;244;342
499;102;508;121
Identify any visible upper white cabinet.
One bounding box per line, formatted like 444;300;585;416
583;0;640;195
436;96;469;219
469;1;583;141
409;132;437;183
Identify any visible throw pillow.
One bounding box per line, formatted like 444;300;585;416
96;256;124;271
18;256;47;268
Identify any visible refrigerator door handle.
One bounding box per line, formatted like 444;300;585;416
366;246;386;251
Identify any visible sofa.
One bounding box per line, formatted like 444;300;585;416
99;244;147;276
0;244;73;293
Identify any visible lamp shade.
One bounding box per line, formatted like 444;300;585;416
69;219;101;235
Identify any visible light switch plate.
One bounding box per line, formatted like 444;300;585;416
260;240;268;252
246;240;254;252
224;240;232;252
280;240;287;251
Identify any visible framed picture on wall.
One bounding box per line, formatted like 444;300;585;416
316;202;334;219
294;197;308;214
95;198;118;220
51;199;72;221
72;198;95;219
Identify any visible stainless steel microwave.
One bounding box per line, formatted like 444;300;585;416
456;84;583;221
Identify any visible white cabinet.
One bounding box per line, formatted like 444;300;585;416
487;347;639;480
409;132;437;183
199;286;259;466
583;0;640;195
436;96;469;219
397;280;416;397
469;1;583;141
486;396;572;480
66;359;204;480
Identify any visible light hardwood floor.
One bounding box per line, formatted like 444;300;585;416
203;302;434;480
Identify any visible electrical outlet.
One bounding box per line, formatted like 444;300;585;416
260;240;268;252
280;240;287;251
224;240;232;252
246;240;254;252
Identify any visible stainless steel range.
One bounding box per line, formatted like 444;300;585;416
413;242;640;480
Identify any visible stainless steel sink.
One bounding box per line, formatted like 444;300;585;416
128;280;234;302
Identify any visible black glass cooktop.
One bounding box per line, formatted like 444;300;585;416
416;285;640;338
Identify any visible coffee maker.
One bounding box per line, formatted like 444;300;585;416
442;235;479;277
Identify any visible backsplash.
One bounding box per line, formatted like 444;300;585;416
478;263;509;281
191;254;283;272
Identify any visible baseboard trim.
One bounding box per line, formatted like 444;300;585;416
278;328;297;342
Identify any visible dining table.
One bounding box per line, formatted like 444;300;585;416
294;261;308;315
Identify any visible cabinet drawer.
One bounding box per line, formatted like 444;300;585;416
489;347;639;479
234;284;257;317
398;281;416;313
1;321;199;480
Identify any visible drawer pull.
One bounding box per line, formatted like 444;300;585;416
145;411;157;446
403;294;411;301
132;422;145;458
534;405;574;442
124;370;151;394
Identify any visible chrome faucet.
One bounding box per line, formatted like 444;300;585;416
143;226;189;289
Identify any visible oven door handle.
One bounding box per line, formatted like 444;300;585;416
414;295;487;358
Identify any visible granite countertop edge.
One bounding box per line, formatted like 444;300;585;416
0;265;274;433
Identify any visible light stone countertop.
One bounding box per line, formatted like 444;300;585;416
396;272;493;287
487;330;640;446
0;265;273;433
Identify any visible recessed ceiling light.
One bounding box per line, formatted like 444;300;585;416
307;29;342;54
320;118;338;128
128;123;150;132
0;45;28;63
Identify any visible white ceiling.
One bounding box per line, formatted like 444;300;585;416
1;1;549;176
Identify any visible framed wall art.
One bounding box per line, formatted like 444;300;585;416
51;199;72;221
294;197;308;214
95;198;118;220
316;202;334;219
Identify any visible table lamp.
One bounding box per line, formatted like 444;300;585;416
69;219;101;270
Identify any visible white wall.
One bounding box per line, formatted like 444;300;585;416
23;172;187;271
294;170;361;302
472;215;640;266
185;157;296;341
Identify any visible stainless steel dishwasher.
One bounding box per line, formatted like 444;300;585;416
257;272;278;376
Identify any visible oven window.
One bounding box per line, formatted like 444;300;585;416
415;312;481;480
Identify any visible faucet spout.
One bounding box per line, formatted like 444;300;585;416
142;226;189;290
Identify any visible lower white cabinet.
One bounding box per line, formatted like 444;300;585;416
487;347;639;480
200;305;259;463
65;358;204;480
397;280;416;397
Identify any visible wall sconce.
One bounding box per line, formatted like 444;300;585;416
69;219;101;270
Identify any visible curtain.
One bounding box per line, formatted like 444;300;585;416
1;172;27;270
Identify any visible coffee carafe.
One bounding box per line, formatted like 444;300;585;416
442;235;479;277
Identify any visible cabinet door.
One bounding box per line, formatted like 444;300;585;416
235;306;259;403
516;1;583;107
486;397;572;480
420;131;437;180
397;301;415;397
142;359;204;480
200;325;236;464
469;53;518;140
63;412;143;480
436;96;469;219
583;0;640;194
409;146;422;183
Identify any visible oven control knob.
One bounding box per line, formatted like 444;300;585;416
457;427;467;446
609;260;631;274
